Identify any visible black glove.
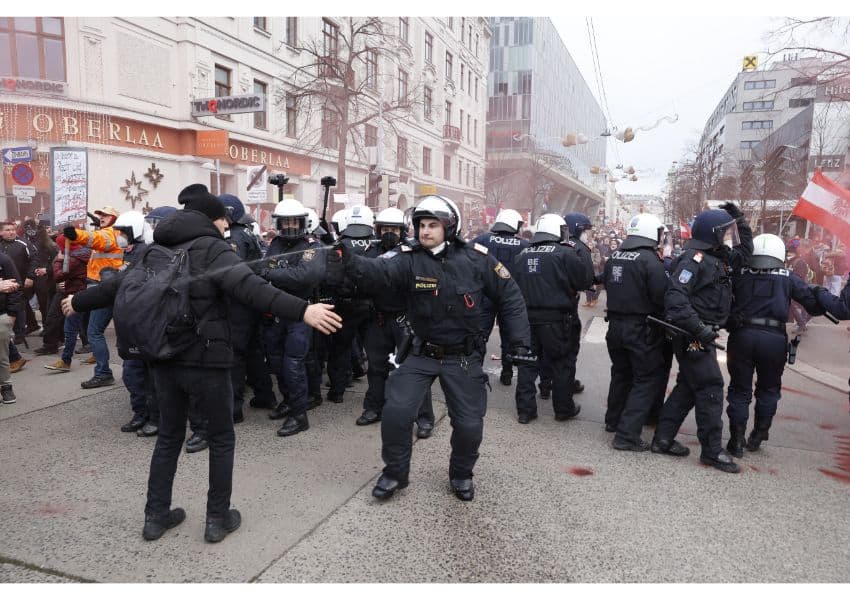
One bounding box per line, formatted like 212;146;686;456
508;345;537;366
808;284;827;296
694;323;719;345
719;202;743;221
325;244;346;287
62;225;78;241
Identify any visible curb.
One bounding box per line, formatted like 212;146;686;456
787;359;849;394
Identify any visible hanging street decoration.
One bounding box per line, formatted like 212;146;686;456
120;171;149;209
144;162;164;188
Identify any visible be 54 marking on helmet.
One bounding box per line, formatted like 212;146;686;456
413;195;462;241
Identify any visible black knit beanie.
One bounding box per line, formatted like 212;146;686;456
177;183;227;221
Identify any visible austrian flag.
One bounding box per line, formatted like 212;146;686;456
792;170;850;244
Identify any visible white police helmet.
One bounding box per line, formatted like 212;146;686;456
751;233;787;269
272;198;308;240
532;213;566;243
330;209;348;236
342;204;375;238
304;208;320;234
625;213;664;245
413;195;462;241
492;208;524;234
113;210;146;242
375;207;405;233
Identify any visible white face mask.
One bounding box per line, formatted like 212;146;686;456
116;234;130;249
223;229;231;239
580;231;591;245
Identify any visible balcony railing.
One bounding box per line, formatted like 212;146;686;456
443;124;461;144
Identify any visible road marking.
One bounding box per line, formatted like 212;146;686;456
583;316;608;344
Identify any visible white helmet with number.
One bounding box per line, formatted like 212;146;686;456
751;233;786;269
492;208;524;234
532;213;566;243
272;198;308;240
304;208;320;234
342;204;374;238
113;210;146;242
625;213;664;245
412;195;462;241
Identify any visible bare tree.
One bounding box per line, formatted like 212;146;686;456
273;17;423;192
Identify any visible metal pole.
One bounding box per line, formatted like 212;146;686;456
215;158;221;195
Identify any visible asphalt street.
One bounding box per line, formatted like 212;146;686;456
1;301;849;583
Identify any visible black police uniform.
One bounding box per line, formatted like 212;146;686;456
654;216;753;464
471;229;528;383
346;239;530;488
602;238;669;447
262;233;326;433
567;234;597;390
726;264;824;450
512;238;591;420
361;241;434;427
324;235;375;402
227;221;276;417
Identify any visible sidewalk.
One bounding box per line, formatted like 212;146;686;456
784;315;850;394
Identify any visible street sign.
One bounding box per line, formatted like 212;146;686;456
15;194;32;204
2;146;33;164
245;165;268;204
11;163;34;185
195;130;229;157
12;185;35;198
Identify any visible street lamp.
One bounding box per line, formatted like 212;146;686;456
201;159;221;194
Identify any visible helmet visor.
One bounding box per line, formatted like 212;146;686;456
720;221;740;248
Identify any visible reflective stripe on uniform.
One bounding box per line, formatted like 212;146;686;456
91;252;124;260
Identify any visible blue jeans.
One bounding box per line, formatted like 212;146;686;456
87;305;113;378
61;311;84;364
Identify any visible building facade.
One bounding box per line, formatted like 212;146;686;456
0;16;489;229
485;16;607;229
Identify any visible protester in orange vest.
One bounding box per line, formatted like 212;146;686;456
62;206;123;389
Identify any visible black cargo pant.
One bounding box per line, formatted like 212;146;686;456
515;315;577;418
327;301;371;398
725;327;786;427
604;317;667;443
382;349;488;482
363;314;433;424
480;300;513;375
146;365;234;520
655;340;725;458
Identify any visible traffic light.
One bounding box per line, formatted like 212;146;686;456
366;168;382;208
381;173;398;206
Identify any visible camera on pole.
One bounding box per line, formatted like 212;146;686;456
268;173;289;202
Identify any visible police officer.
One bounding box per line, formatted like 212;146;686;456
260;199;326;437
472;209;528;386
219;194;275;423
303;207;332;408
512;214;591;423
602;214;669;450
725;233;826;456
331;195;531;501
563;213;597;396
652;203;753;473
325;205;376;404
357;207;434;432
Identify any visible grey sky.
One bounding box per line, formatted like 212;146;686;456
551;16;786;196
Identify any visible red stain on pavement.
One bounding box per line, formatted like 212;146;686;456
818;468;850;485
749;465;760;472
818;423;838;430
32;503;71;516
685;440;700;447
775;414;803;422
768;468;779;476
563;467;594;477
781;386;833;403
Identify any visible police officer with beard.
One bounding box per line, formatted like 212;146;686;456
602;214;669;451
511;214;591;423
724;233;826;456
562;213;597;396
356;208;434;433
325;205;376;404
652;203;753;473
219;194;276;422
330;196;531;501
259;199;326;437
472;209;528;386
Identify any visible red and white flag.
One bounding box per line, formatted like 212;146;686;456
679;220;691;239
792;170;850;244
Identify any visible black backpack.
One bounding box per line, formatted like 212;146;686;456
113;240;201;362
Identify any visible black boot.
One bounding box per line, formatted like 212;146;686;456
268;401;291;420
1;384;16;405
746;416;773;451
727;423;747;458
277;413;309;437
204;508;241;543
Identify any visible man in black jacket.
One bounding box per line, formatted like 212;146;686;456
62;184;341;544
0;221;34;343
0;252;22;404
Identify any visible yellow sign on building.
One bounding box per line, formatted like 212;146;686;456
743;55;758;71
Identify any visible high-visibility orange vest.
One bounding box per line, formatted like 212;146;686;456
73;227;124;282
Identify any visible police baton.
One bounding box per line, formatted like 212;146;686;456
825;311;839;324
646;315;725;351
